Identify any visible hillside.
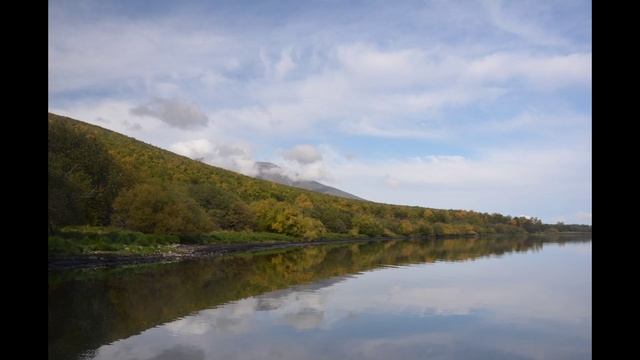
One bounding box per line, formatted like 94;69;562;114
48;113;591;240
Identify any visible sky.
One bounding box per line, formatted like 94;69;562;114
48;0;592;224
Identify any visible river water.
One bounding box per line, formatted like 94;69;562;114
49;235;591;360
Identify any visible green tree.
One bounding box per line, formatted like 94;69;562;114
219;202;256;231
251;199;326;239
351;214;384;237
112;182;214;235
398;219;415;236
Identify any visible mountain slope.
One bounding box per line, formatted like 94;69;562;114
254;162;364;200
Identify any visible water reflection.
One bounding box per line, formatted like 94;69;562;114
49;235;591;360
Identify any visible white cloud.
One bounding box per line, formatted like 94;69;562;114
384;175;400;188
131;97;209;129
49;100;164;135
204;44;589;138
274;47;297;80
484;110;589;134
49;18;233;95
283;144;322;164
483;0;569;47
51;17;590;138
319;145;590;222
290;161;328;181
335;44;431;87
131;98;209;129
123;120;142;131
269;159;329;182
169;139;213;159
170;139;258;176
467;52;592;89
340;120;445;139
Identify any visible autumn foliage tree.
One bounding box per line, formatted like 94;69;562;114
351;214;384;237
111;182;214;235
251;199;326;239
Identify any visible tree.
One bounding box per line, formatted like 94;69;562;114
416;221;434;236
112;182;214;235
398;220;414;235
188;182;255;230
308;205;351;233
188;182;238;211
294;194;314;209
351;214;384;237
250;199;326;239
219;202;256;231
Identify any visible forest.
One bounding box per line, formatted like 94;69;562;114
48;113;591;247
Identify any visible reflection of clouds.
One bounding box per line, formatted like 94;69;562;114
164;285;334;338
342;332;534;360
204;298;258;334
165;257;588;338
559;241;591;255
86;242;590;360
211;315;252;334
148;345;205;360
166;298;259;335
247;280;348;331
223;297;258;318
385;284;525;318
261;290;329;330
344;332;454;360
376;282;588;324
283;308;324;330
256;297;280;311
90;341;207;360
165;286;334;336
323;257;591;325
165;317;210;335
275;292;329;326
388;286;473;315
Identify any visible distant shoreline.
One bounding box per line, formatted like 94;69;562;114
48;232;591;271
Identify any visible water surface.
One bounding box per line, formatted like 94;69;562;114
49;236;591;360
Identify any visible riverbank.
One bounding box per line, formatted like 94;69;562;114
48;236;399;270
48;231;591;271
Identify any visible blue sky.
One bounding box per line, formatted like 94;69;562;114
48;0;592;224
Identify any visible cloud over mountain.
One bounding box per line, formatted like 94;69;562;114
131;98;209;129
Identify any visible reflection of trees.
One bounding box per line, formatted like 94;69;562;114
48;235;589;360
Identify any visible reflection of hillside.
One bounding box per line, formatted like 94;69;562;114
48;235;589;360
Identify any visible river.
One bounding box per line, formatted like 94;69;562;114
49;235;591;360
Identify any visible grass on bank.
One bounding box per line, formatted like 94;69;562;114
47;226;395;256
48;225;571;257
48;226;304;256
